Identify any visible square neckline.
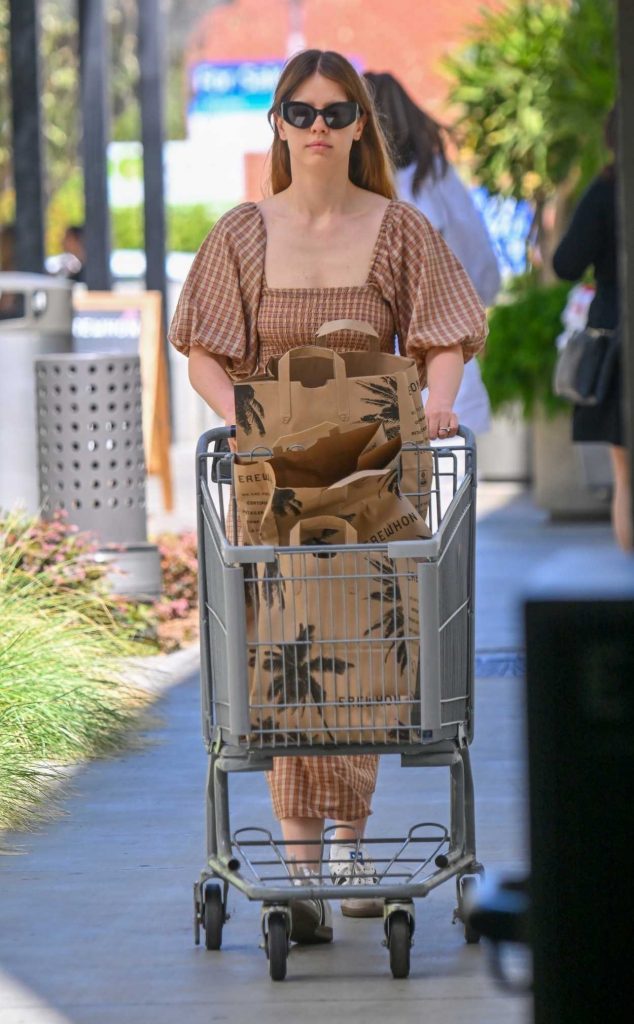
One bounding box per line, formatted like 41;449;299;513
251;199;394;293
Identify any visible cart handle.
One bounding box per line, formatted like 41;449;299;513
196;424;236;459
197;423;475;455
196;423;477;484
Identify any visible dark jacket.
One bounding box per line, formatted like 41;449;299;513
553;172;618;331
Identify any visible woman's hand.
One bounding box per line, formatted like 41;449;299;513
424;345;464;440
424;395;459;440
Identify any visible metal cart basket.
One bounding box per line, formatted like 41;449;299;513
193;426;484;980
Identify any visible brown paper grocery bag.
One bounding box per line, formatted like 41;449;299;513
271;417;387;456
248;516;421;745
234;321;432;514
234;421;430;547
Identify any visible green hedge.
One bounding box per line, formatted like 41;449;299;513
481;277;572;419
46;174;222;255
111;204;219;253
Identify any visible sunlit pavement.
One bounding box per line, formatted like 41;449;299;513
0;444;617;1023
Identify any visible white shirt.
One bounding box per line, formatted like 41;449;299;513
397;161;501;434
397;161;501;305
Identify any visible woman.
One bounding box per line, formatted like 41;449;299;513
553;105;631;551
364;71;500;435
170;50;487;940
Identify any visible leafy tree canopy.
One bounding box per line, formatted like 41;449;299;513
0;0;229;224
445;0;616;204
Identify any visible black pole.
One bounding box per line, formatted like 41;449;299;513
138;0;167;326
8;0;45;272
616;2;634;546
78;0;112;289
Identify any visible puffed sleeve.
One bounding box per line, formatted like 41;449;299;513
384;202;488;380
168;203;264;379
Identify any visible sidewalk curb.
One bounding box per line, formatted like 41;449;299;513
125;644;200;698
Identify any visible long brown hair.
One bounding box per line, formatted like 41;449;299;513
267;50;396;199
363;71;448;196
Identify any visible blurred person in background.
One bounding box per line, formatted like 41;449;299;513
61;225;86;283
46;224;86;282
364;71;500;437
553;105;630;551
0;223;22;318
0;222;15;271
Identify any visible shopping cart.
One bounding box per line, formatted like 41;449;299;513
192;426;484;980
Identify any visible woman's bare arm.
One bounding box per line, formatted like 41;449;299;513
188;346;236;425
424;344;464;439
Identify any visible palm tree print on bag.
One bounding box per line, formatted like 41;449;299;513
258;716;312;747
262;561;286;609
253;624;352;742
357;376;400;440
387;722;417;743
244;564;286;615
235;384;266;437
271;488;303;518
304;528;343;558
305;528;341;546
364;557;415;672
378;468;401;498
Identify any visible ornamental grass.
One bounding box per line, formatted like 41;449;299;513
0;513;151;832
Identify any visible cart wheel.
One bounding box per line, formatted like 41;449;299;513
203;883;224;950
388;911;411;979
460;876;481;945
267;913;288;981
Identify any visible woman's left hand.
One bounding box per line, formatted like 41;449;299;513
424;345;463;440
424;396;459;440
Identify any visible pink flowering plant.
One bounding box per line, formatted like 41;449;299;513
150;531;199;653
0;510;199;655
2;508;108;593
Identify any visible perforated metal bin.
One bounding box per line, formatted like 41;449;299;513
0;272;73;513
35;352;161;599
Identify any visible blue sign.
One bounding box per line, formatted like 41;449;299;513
189;60;285;115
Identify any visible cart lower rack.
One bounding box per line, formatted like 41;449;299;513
192;427;484;980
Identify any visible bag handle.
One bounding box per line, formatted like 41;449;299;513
315;319;380;351
289;515;357;546
277;347;350;424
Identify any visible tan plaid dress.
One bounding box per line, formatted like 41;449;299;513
170;199;487;821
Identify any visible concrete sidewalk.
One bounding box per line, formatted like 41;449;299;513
0;450;617;1023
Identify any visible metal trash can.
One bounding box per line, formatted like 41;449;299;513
35;352;161;599
0;272;73;512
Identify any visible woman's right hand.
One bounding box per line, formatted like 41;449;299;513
225;422;237;453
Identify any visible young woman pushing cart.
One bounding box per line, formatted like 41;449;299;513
170;49;487;945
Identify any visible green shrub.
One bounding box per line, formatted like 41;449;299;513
1;509;198;653
2;508;106;594
167;205;218;252
0;511;200;830
0;563;149;831
111;204;145;250
110;204;219;253
46;172;85;256
45;177;221;256
0;508;157;643
481;277;572;418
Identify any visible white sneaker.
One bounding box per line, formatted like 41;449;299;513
288;866;333;943
329;844;383;919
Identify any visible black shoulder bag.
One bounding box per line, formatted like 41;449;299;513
553;326;619;406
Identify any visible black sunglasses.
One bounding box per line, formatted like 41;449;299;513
280;101;360;130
